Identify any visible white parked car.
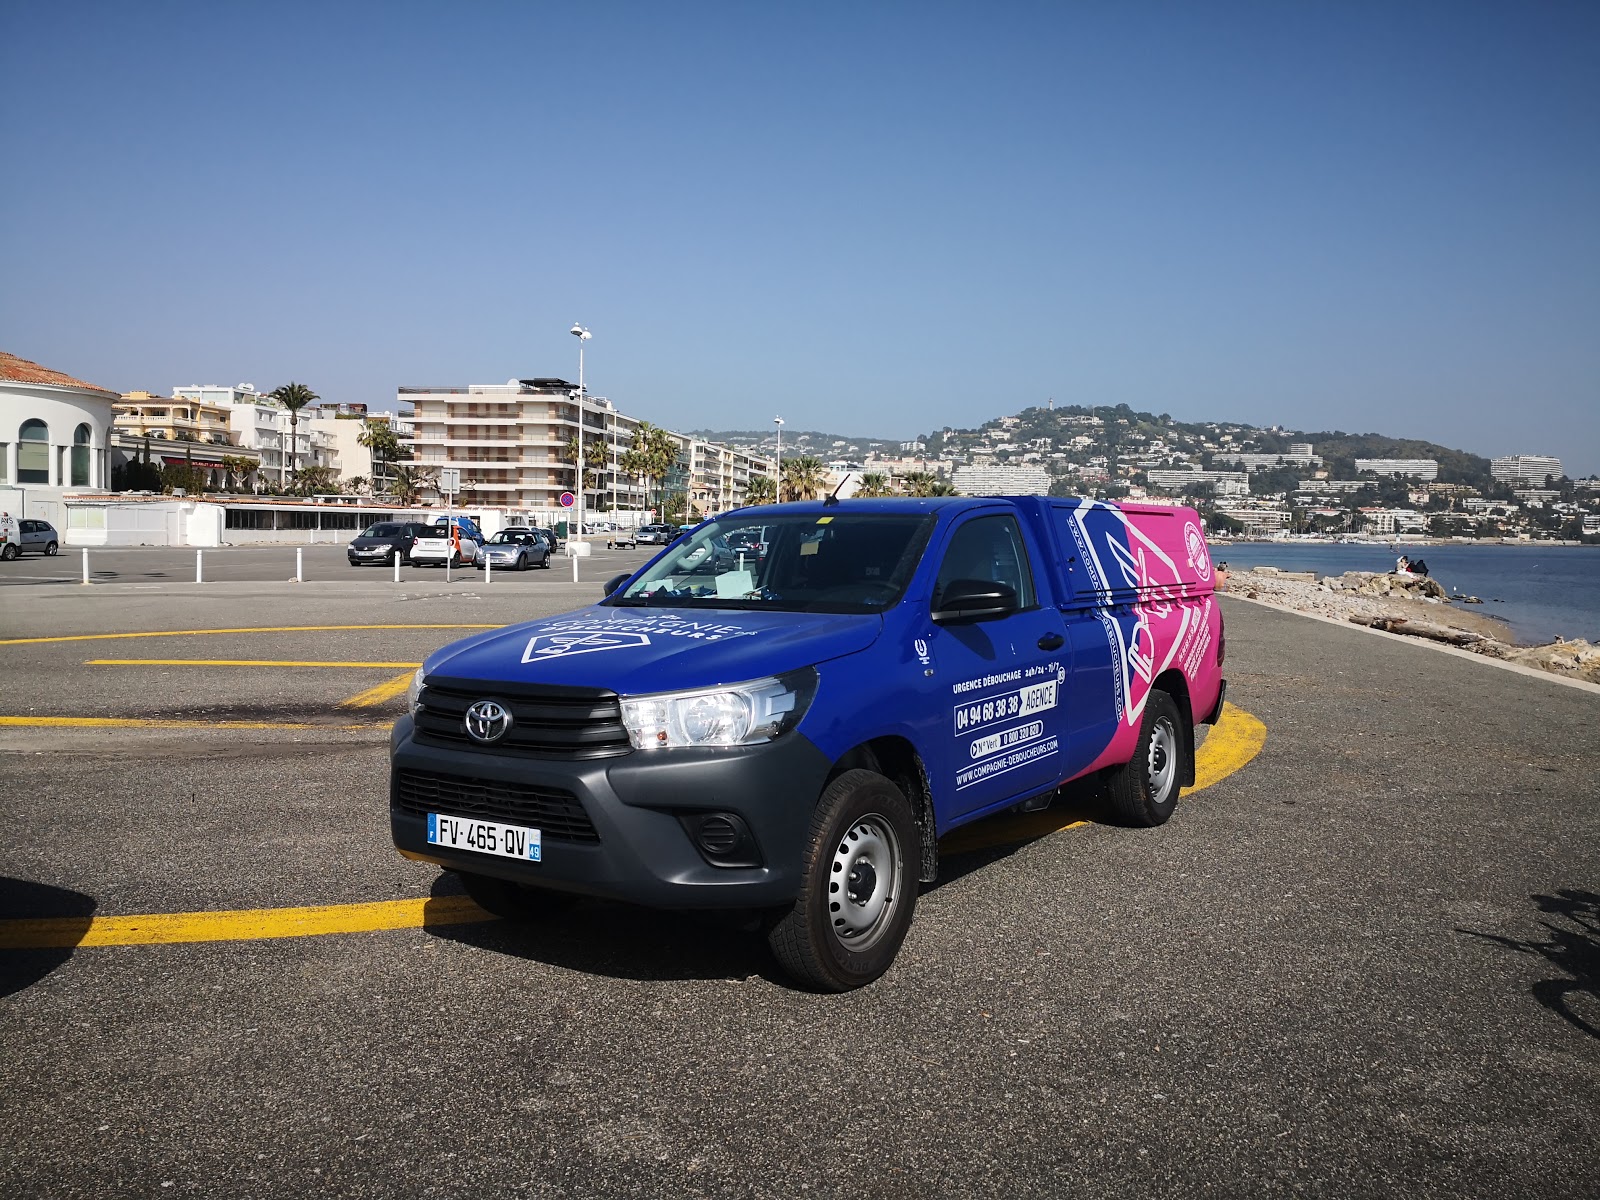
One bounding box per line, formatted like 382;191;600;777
408;525;480;568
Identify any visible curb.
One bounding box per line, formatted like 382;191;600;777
1220;592;1600;695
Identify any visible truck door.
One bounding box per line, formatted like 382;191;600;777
925;513;1069;822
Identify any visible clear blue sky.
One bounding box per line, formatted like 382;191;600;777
4;1;1596;474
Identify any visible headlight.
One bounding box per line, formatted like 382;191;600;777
406;667;425;715
619;670;816;750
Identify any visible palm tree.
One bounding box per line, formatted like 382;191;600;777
267;382;319;487
900;471;935;498
220;454;256;493
927;480;960;496
781;456;827;502
389;464;436;506
357;421;402;494
744;474;776;505
854;472;892;498
621;421;680;514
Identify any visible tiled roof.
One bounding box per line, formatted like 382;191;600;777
0;352;116;394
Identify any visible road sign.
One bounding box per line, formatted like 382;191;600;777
439;468;461;495
559;491;575;508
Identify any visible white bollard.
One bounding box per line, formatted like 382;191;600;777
81;547;90;585
295;547;303;583
196;550;204;584
393;554;401;584
572;548;579;583
485;553;492;584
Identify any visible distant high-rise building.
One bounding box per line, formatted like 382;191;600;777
951;464;1050;495
1490;454;1563;485
1354;458;1439;481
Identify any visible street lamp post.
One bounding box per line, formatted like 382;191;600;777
570;323;592;549
774;416;784;502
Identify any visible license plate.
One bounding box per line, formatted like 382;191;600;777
427;813;542;861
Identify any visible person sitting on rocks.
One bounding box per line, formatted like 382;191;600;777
1395;554;1412;575
1410;557;1429;576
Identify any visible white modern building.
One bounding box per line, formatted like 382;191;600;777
950;464;1050;495
1212;449;1323;472
1490;454;1563;486
1354;458;1439;481
1;352;120;530
172;383;338;485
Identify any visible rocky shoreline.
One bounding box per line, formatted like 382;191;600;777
1222;567;1600;685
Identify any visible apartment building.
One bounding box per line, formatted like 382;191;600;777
1354;458;1439;480
116;391;235;447
950;464;1050;495
165;383;338;484
401;378;772;515
1490;454;1563;486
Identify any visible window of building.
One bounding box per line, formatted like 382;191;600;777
71;424;92;486
17;419;49;483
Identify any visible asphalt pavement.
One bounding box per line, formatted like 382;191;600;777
0;581;1595;1199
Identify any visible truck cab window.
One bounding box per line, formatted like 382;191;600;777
934;515;1037;610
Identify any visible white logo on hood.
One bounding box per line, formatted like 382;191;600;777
521;631;652;661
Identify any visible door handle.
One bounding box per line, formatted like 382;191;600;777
1037;632;1065;651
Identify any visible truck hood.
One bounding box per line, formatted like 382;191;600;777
424;605;883;695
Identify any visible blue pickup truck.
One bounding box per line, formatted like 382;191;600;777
391;496;1226;990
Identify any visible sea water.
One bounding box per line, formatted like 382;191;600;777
1210;543;1600;646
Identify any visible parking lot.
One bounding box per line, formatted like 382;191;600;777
0;541;656;587
1;578;1596;1198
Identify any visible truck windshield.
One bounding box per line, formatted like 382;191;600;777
610;513;936;613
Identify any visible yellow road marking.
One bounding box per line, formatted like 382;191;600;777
0;624;498;647
0;705;1267;951
338;671;417;708
87;659;423;668
0;896;494;949
0;716;386;730
939;701;1266;855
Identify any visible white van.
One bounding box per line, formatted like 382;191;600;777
0;513;20;561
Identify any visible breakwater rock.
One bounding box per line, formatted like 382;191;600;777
1226;568;1600;685
1320;570;1448;600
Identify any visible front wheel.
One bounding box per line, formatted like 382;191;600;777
767;769;920;992
1103;690;1186;827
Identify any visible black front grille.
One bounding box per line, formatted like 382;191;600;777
394;769;599;843
415;677;632;759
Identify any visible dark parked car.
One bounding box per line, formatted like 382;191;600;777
347;521;431;567
1;518;60;558
476;529;551;572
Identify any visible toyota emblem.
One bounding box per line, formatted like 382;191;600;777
464;699;513;744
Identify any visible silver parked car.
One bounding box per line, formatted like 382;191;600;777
1;518;60;558
476;529;551;571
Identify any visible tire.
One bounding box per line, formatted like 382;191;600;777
1103;690;1186;827
540;552;552;569
519;553;530;572
457;871;575;921
450;553;461;569
44;541;58;556
767;769;920;992
1;543;17;560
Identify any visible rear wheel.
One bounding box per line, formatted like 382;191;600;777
457;871;575;921
1;544;17;560
1104;690;1186;827
767;769;920;992
44;541;59;556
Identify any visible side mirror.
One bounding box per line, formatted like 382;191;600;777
603;572;631;597
931;579;1019;624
